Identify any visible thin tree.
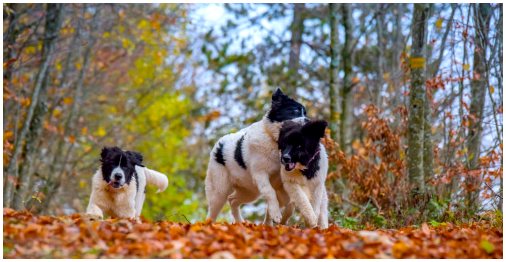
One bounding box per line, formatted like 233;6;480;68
407;3;430;198
339;3;353;154
286;3;305;96
329;3;340;141
465;3;492;215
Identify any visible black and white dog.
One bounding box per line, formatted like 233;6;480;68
86;146;168;220
205;88;308;224
277;120;329;229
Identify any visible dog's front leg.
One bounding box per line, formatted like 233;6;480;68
310;185;324;222
115;200;137;221
283;182;317;228
318;188;329;229
252;173;282;224
280;202;294;225
263;210;273;226
86;194;104;220
127;200;137;221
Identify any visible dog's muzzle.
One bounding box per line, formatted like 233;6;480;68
109;167;125;188
291;117;309;124
281;154;296;171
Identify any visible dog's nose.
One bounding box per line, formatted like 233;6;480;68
282;154;291;163
113;173;122;180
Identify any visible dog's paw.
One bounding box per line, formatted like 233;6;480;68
306;213;318;228
269;209;282;224
318;223;329;230
83;213;102;221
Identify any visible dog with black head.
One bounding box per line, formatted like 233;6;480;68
205;88;308;224
86;146;168;221
277;120;329;229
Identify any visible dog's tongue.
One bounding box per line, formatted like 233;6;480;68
285;163;296;171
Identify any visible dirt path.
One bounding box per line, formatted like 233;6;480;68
3;208;502;258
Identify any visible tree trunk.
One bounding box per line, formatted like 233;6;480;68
465;3;492;215
12;82;48;210
4;3;63;208
286;3;305;97
407;3;429;197
339;3;353;154
390;4;405;123
375;4;385;109
329;3;340;141
3;4;19;86
423;4;435;199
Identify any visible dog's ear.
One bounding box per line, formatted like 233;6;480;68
271;88;285;103
126;151;143;166
100;147;111;162
302;120;328;139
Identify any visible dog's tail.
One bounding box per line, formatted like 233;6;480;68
144;167;168;193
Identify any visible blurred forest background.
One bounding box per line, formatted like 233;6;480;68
2;3;503;228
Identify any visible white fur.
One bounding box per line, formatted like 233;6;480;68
206;115;306;224
277;143;329;229
86;166;168;220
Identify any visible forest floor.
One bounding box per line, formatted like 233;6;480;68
3;208;503;258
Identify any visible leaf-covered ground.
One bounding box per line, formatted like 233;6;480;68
3;208;502;258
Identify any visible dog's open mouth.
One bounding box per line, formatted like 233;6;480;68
109;181;122;188
284;163;296;171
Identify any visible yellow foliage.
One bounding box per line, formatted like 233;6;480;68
20;97;31;107
4;131;13;141
409;57;425;69
435;18;443;30
63;97;73;105
52;108;62;118
25;46;36;55
96;126;106;137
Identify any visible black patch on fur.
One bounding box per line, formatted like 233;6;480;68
301;152;320;179
234;135;247;169
133;171;139;192
214;141;226;166
100;146;144;187
278;120;327;180
267;88;307;123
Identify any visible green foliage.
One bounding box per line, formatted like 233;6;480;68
480;240;495;254
330;207;361;230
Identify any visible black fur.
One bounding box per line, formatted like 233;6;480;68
278;120;328;180
214;141;226;166
234;135;247;169
100;146;144;191
301;153;321;180
267;88;307;123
